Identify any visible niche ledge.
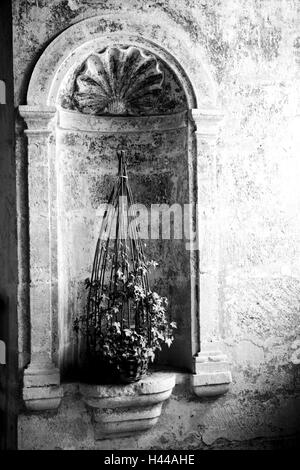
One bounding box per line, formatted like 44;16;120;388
79;371;175;440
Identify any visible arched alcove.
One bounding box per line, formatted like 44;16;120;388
54;45;192;378
19;13;231;411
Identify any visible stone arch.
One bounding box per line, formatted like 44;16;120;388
26;12;217;109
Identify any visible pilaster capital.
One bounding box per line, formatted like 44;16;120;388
19;105;57;135
189;107;224;143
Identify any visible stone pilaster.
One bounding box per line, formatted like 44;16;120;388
190;108;232;397
19;106;63;410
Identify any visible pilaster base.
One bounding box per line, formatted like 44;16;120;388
191;350;232;397
23;361;63;411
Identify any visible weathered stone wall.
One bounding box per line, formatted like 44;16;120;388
14;0;300;449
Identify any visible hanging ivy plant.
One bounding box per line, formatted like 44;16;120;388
73;151;176;383
74;258;176;383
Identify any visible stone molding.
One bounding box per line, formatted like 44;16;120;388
58;108;187;133
19;105;57;132
79;372;175;439
192;350;232;397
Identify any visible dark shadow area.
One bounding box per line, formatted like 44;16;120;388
0;0;18;451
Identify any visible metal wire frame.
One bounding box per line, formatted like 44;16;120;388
86;150;151;355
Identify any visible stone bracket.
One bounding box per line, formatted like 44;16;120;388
191;350;232;397
80;372;175;440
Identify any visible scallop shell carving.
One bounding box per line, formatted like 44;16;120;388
72;46;164;115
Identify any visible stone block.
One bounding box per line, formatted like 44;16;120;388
23;361;63;411
94;416;161;440
24;367;60;388
23;385;63;411
192;349;232;397
192;371;232;387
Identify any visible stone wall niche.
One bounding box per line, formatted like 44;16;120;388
57;45;191;379
18;14;232;414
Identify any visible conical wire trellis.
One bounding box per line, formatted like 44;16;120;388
85;150;151;359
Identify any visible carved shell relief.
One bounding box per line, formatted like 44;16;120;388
71;46;165;116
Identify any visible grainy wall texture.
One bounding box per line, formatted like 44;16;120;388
14;0;300;449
